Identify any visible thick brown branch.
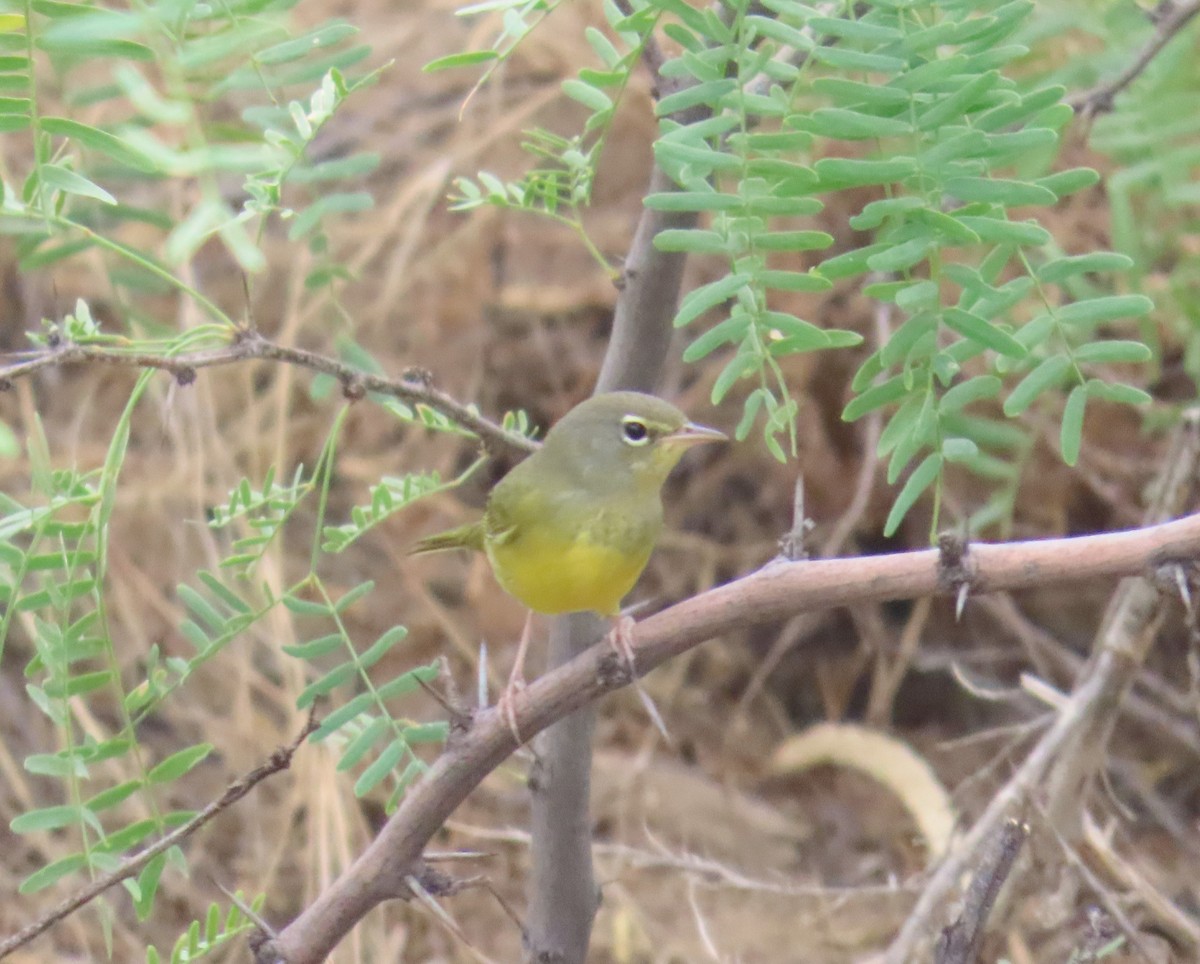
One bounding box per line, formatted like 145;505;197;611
0;714;318;961
0;333;534;456
1068;0;1200;116
258;510;1200;963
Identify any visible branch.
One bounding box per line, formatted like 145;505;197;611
258;509;1200;963
0;331;535;457
0;713;318;961
884;412;1200;963
1068;0;1200;116
525;4;721;959
933;819;1029;964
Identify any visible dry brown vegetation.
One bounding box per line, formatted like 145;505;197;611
1;1;1199;962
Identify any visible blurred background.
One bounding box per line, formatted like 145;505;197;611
1;0;1199;961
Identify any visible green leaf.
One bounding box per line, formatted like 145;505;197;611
940;375;1001;412
675;273;750;327
336;715;390;769
954;216;1049;246
12;804;85;833
884;454;942;537
311;692;374;741
754;231;833;252
296;663;356;708
844;375;907;421
814;156;916;187
374;661;440;701
1036;167;1099;197
561;78;613;113
881;311;938;368
85;780;142;812
810;46;905;73
941;437;979;462
41;117;156;172
1084;380;1151;406
282;633;343;660
20;854;87;893
867;237;935;273
653;229;728;254
1073;340;1152;364
1003;355;1072;416
1037;252;1132;284
942;308;1026;359
353;737;405;796
711;352;758;403
1056;295;1153;327
944;177;1057;206
40;164;116;205
1060;385;1086;466
257;23;358;65
801;107;910;140
356;625;407;669
682;315;747;362
644;191;740;212
402;721;449;743
877;395;924;457
757;270;830;293
423;50;499;72
282;593;330;616
147;744;213;784
656;78;737;115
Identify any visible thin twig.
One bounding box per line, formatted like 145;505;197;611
0;712;319;960
1068;0;1200;116
934;819;1029;964
0;332;534;456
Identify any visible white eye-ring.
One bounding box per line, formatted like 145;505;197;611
621;416;650;445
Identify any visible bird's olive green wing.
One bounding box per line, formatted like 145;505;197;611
410;520;486;554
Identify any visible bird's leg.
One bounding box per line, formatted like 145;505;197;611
606;613;639;677
495;611;534;744
606;614;670;739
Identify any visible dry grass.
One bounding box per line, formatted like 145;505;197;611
0;2;1198;962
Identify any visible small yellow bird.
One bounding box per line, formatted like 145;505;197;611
412;391;725;735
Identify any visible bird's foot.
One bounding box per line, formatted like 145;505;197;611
607;613;639;678
495;672;527;745
607;615;671;741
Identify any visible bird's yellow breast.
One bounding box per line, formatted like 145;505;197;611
486;526;651;617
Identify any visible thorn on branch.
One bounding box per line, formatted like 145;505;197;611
937;532;974;615
417;663;473;738
778;475;812;562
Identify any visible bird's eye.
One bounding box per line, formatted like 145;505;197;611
621;417;650;445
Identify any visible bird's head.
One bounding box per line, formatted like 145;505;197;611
541;391;726;492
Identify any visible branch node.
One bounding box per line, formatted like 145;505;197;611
340;373;366;401
937;532;974;605
596;650;634;689
401;366;434;389
778;474;812;562
934;817;1029;964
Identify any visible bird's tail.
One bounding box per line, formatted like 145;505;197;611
410;521;485;555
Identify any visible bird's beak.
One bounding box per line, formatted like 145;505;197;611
663;422;727;447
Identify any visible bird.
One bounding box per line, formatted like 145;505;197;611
412;391;725;739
